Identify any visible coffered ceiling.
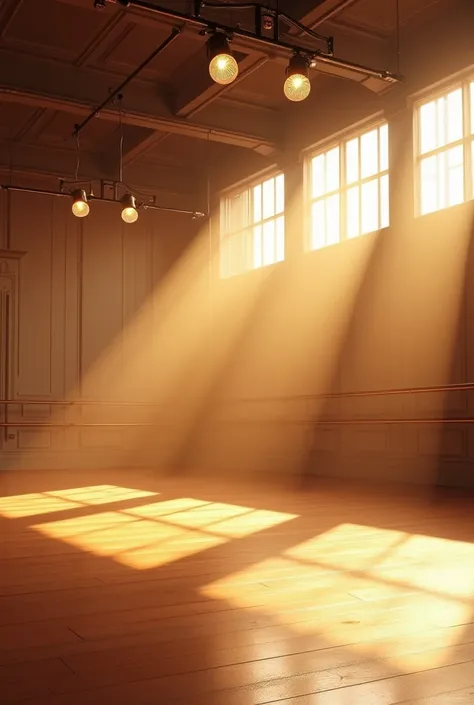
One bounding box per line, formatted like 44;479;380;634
0;0;451;207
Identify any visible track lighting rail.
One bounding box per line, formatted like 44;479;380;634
0;185;206;219
99;0;402;87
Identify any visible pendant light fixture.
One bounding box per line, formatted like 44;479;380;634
121;192;138;223
207;33;238;86
284;54;311;102
71;189;90;217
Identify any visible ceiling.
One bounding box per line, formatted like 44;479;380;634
0;0;449;207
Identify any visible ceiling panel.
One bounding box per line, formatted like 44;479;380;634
224;61;294;109
25;109;150;157
1;0;111;61
93;20;201;80
0;102;40;141
335;0;444;32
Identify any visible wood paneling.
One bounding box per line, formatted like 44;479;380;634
0;185;198;467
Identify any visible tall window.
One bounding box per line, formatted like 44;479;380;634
220;173;285;278
308;122;389;250
416;78;474;215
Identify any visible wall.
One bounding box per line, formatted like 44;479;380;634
180;1;474;488
0;175;200;471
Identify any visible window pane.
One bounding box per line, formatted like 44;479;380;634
346;138;359;184
276;216;285;262
420;155;438;215
436;151;446;211
262;178;275;219
347;186;359;239
380;174;389;229
472;141;474;197
326;194;340;246
275;174;285;215
229;193;246;233
263;220;275;265
471;82;474;134
326;146;340;192
361;179;379;234
253;184;262;223
379;124;389;172
420;100;437;154
312;154;325;198
447;145;464;206
361;129;379;179
446;88;463;144
437;97;446;149
311;200;326;250
253;225;262;268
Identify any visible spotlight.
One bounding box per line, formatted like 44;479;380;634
71;189;90;218
207;34;238;86
284;54;311;102
121;193;138;223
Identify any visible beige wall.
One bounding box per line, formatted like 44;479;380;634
182;2;474;487
0;179;200;470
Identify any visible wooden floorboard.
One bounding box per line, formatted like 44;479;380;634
1;469;474;704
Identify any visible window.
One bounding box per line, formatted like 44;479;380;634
308;122;389;250
220;173;285;278
416;78;474;215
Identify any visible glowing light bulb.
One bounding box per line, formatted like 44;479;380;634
284;55;311;102
120;193;138;223
71;189;90;218
121;206;138;224
207;35;238;86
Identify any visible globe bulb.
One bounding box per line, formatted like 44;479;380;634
207;34;238;86
121;206;138;224
71;189;90;218
284;55;311;102
120;193;138;223
209;53;239;85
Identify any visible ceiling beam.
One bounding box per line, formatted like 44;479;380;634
0;49;279;154
296;0;361;28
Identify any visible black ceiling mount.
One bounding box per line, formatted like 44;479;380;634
96;0;402;87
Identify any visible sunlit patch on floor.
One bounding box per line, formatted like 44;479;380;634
0;485;158;518
29;490;298;569
0;493;83;518
201;523;474;670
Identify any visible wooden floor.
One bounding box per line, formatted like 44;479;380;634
1;469;474;705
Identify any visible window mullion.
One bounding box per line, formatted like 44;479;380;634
357;136;362;237
340;140;346;242
463;82;471;201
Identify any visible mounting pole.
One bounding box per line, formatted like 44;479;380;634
72;26;181;137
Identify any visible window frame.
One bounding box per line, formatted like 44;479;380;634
413;72;474;217
219;169;285;278
304;115;389;251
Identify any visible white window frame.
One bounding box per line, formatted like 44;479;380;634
219;171;285;278
305;117;389;251
414;73;474;216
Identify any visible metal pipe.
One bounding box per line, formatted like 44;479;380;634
0;417;474;427
2;381;474;407
0;185;206;218
0;399;160;405
0;422;158;427
228;381;474;404
73;26;182;137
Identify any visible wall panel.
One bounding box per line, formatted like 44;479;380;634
0;185;198;470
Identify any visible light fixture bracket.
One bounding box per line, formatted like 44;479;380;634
99;1;402;88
